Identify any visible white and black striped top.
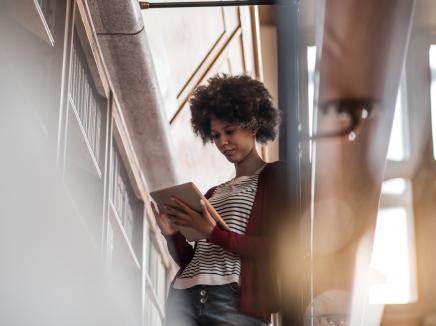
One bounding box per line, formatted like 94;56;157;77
173;165;265;289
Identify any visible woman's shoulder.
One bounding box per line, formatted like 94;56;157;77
204;185;218;199
260;161;289;188
263;160;287;173
268;160;287;167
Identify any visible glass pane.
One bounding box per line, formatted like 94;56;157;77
428;45;436;160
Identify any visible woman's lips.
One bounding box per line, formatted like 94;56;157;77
223;149;236;156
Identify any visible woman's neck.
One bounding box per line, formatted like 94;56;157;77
234;147;265;178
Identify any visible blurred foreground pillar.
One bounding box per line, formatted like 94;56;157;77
310;0;415;325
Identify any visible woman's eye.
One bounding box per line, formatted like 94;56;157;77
211;133;220;140
225;129;235;136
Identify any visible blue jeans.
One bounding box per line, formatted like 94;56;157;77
164;283;269;326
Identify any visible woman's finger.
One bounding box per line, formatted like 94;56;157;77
200;200;211;219
167;209;191;221
201;200;216;226
166;212;176;219
164;205;173;215
172;217;191;226
172;197;195;214
166;207;189;220
176;214;192;223
204;200;218;218
165;204;186;215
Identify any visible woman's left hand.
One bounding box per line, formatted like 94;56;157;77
167;197;217;238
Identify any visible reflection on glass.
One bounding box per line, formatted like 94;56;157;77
381;178;407;195
387;78;408;161
307;46;316;162
429;45;436;160
307;46;316;136
370;207;417;304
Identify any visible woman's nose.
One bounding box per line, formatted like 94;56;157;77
220;136;229;146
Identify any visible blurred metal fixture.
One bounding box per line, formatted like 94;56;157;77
139;0;275;9
310;99;377;141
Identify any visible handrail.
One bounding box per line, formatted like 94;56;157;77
139;0;276;9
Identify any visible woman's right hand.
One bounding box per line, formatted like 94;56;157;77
151;202;178;236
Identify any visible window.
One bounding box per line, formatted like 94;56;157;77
62;21;109;247
8;0;56;45
69;30;106;173
110;140;143;253
145;238;166;326
370;179;417;304
370;73;417;305
35;0;56;38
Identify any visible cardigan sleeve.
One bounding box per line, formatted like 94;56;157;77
163;232;194;268
205;182;270;259
207;225;270;259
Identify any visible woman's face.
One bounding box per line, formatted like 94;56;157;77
210;118;256;163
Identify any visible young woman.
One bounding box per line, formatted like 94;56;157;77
151;74;289;326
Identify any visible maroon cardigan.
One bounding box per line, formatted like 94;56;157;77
164;161;289;323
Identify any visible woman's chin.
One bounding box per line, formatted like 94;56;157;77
224;154;238;163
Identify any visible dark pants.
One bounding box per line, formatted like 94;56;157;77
164;283;269;326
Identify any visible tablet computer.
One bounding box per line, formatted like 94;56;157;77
150;182;229;241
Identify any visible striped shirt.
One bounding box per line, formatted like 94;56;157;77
173;165;265;289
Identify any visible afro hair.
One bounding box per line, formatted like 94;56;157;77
189;74;279;144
